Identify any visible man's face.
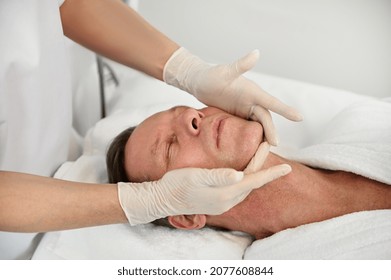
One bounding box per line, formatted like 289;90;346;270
124;106;263;182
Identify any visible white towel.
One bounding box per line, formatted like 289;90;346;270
283;98;391;184
244;210;391;259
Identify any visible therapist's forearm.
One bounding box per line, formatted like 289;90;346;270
60;0;179;80
0;171;127;232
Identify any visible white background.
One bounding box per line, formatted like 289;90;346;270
138;0;391;98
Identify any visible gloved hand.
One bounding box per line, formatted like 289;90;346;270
244;141;273;174
163;47;302;145
238;142;289;200
118;163;291;225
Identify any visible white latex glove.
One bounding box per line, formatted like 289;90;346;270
118;164;291;225
244;142;273;175
163;47;302;145
238;142;287;199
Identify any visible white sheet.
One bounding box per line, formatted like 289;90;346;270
33;70;390;259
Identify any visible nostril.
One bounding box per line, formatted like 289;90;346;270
192;118;198;129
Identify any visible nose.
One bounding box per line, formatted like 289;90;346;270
177;108;204;136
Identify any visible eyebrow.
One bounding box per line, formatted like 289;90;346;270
148;106;185;173
147;133;166;178
149;107;177;158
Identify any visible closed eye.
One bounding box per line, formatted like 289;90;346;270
165;134;177;168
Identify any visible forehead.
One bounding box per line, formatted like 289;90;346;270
124;114;166;181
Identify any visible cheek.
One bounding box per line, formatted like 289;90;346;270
220;122;263;170
171;146;223;170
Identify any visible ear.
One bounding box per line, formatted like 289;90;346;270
168;215;207;230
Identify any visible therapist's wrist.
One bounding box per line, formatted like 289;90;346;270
155;43;180;81
163;47;207;91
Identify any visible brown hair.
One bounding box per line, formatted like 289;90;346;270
106;126;137;183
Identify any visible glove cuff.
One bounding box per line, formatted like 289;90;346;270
117;181;167;226
163;47;187;86
163;47;206;95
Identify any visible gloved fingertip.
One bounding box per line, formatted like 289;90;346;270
246;49;260;64
290;111;304;122
266;134;279;146
279;164;292;176
250;49;260;59
236;49;259;74
283;107;303;122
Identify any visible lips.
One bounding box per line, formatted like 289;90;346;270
214;117;228;148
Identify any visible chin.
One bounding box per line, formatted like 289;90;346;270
237;121;264;170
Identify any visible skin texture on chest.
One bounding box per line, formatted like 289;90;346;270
211;153;391;240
